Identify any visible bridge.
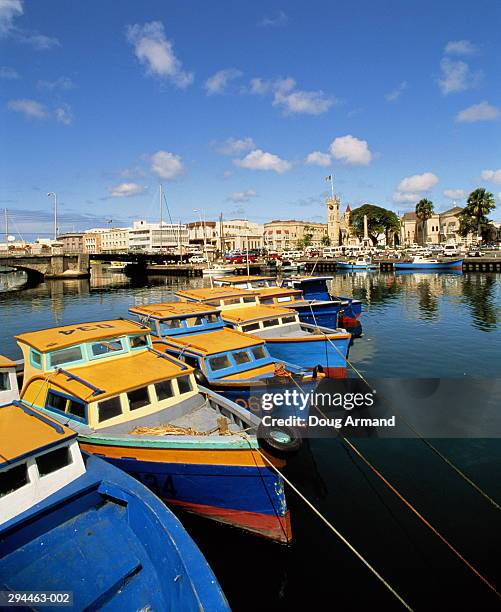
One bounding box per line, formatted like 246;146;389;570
0;253;90;282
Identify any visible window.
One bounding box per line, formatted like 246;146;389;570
277;296;292;302
233;350;251;365
282;316;296;324
260;298;273;304
67;399;86;420
36;446;71;476
263;319;279;328
177;376;192;394
46;391;68;413
155;380;174;401
98;397;122;422
182;355;199;368
127;387;150;410
130;335;148;349
90;338;124;357
0;372;11;391
160;319;182;333
222;298;240;306
242;296;256;303
30;349;42;369
251;346;266;360
0;463;28;497
186;316;204;327
242;323;260;332
49;346;83;368
208;354;231;371
206;314;219;324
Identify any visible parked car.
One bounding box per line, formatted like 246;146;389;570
225;254;257;263
189;255;206;263
467;249;484;257
443;244;460;257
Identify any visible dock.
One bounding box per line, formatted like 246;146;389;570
303;256;501;273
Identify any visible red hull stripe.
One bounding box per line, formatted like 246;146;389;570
323;366;347;379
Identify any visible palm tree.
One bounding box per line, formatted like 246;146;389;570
321;234;331;247
415;199;434;246
465;188;496;243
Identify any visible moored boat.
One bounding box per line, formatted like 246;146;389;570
0;360;230;610
14;320;297;542
394;256;464;270
336;257;377;270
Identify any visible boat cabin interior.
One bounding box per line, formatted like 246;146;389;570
0;355;20;405
175;287;260;310
256;287;306;306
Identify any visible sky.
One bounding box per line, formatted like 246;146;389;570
1;0;500;239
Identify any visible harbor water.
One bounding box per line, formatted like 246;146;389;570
1;266;501;609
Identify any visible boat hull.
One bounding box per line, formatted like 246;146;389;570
336;263;377;270
284;302;362;336
394;258;464;270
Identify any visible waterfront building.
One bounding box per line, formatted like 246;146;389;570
187;219;264;253
58;232;85;254
326;197;367;246
100;228;129;253
128;220;189;252
400;206;474;247
264;220;327;252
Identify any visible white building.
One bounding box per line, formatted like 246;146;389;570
100;228;129;253
128;220;189;252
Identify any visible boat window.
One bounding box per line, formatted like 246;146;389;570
181;355;199;368
30;349;42;369
263;319;280;328
251;346;266;360
36;446;72;477
0;371;11;391
130;335;149;349
282;316;296;324
155;380;174;401
160;319;182;333
233;350;251;365
242;296;256;303
177;375;192;394
277;296;292;302
90;338;125;357
98;397;122;422
0;463;29;497
186;316;204;327
242;323;260;332
46;391;68;413
222;298;240;306
128;387;150;410
260;298;273;304
206;314;219;324
67;398;86;420
208;354;231;371
49;346;83;368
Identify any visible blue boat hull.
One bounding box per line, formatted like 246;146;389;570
394;259;464;270
0;454;229;611
336;263;377;270
288;302;362;336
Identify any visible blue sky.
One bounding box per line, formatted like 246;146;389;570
1;0;500;238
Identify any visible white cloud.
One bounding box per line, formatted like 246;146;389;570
438;58;481;94
228;189;258;203
234;149;292;173
37;76;75;90
150;150;184;179
305;151;331;167
481;169;501;185
0;0;22;34
456;101;500;123
397;172;439;192
0;0;59;48
0;65;19;78
260;11;288;27
393;192;421;204
443;189;465;199
329;135;372;166
249;76;334;115
109;182;147;198
7;98;48;119
126;21;193;88
19;33;59;49
54;104;73;125
445;40;477;56
249;77;271;95
214;137;256;156
204;68;242;95
385;80;407;102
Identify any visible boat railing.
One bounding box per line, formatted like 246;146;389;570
56;368;105;397
147;346;190;370
200;385;261;430
12;399;65;434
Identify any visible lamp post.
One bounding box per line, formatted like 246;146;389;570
194;208;212;286
47;192;58;240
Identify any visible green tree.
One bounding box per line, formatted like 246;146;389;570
321;234;331;246
349;204;400;246
415;199;434;245
458;188;496;242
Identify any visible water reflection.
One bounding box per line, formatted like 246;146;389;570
461;273;499;331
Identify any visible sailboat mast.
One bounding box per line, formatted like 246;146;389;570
159;184;163;252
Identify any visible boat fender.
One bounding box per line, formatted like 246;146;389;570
257;422;303;458
194;368;209;387
312;364;324;379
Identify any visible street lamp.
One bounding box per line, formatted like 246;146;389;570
47;192;58;240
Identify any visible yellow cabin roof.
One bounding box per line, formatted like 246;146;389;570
16;320;149;352
165;328;263;355
129;301;219;319
257;287;303;298
222;305;294;324
0;402;76;465
176;287;259;302
0;354;16;368
26;350;193;402
214;275;275;284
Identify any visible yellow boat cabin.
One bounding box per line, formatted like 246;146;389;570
175;287;260;310
213;275;278;289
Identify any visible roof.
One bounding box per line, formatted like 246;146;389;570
0;355;16;368
257;287;303;298
222;305;293;324
176;287;259;302
345;204;351;213
440;206;463;216
0;402;76;465
213;275;275;284
129;301;219;319
401;212;417;221
27;350;191;402
16;320;149;352
164;329;263;355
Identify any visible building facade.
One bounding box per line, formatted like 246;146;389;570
58;233;84;254
100;228;129;253
128;220;189;252
401;206;472;246
264;220;327;252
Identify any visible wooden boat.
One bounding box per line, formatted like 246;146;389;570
213;275;278;289
14;321;296;542
394;256;464;270
0;354;19;405
336;257;377;270
0;361;229;610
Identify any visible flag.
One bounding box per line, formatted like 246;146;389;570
325;175;332;181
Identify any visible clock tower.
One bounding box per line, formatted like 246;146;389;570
326;196;340;245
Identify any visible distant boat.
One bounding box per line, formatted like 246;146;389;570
394;256;464;270
0;357;229;611
336;257;377;271
103;262;128;272
202;264;235;276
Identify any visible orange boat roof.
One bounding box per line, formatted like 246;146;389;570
16;320;149;352
222;305;293;324
0;402;76;465
176;287;259;302
26;350;192;402
164;328;263;355
257;287;303;298
214;275;275;284
0;354;16;368
129;301;219;319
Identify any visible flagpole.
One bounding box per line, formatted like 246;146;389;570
330;174;334;199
